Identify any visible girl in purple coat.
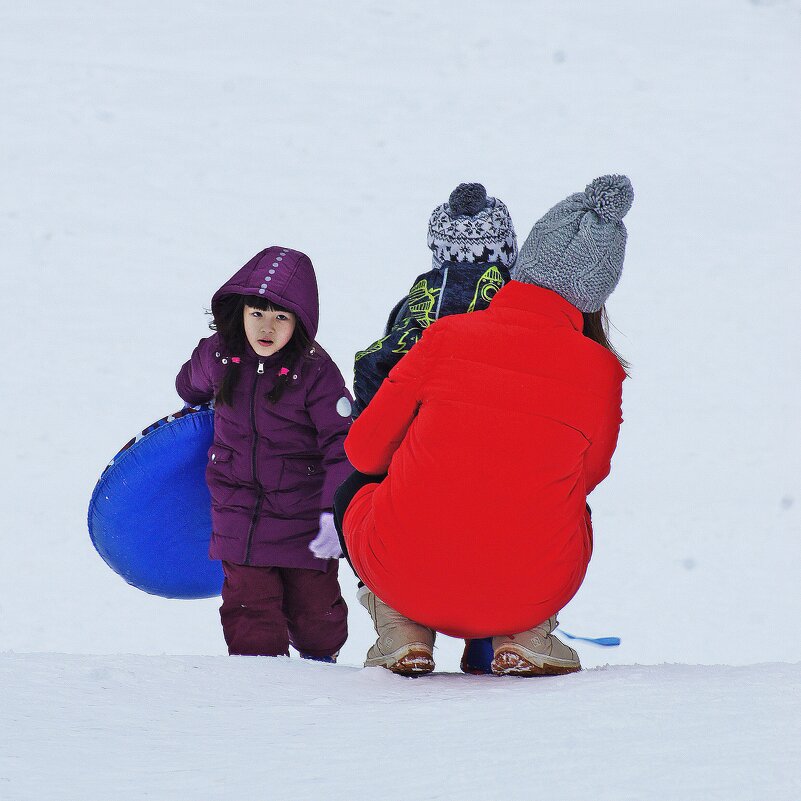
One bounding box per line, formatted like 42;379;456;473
176;246;352;660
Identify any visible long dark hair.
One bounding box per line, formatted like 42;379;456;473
582;306;630;376
209;294;314;405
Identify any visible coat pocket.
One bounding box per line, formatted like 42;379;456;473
208;444;234;465
206;444;238;506
272;456;324;517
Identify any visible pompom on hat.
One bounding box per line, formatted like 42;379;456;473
513;174;634;312
427;183;518;268
448;182;488;216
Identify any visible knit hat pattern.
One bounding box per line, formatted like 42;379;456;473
514;174;634;313
427;183;518;268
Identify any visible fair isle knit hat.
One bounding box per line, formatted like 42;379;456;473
427;183;518;269
514;175;634;313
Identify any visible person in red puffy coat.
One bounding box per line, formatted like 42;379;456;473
333;175;634;676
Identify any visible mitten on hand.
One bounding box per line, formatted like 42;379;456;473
309;512;343;559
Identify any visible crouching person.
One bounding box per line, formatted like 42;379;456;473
332;176;634;676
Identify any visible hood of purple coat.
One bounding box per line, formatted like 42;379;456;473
211;247;319;340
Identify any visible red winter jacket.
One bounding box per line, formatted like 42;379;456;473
343;281;625;637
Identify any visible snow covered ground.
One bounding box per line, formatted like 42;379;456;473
2;1;800;798
3;654;800;801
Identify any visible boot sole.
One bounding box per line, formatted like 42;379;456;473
491;646;581;677
365;646;435;676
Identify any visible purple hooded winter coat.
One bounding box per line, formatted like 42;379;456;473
176;247;353;571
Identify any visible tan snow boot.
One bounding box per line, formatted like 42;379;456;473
491;615;581;676
358;585;435;676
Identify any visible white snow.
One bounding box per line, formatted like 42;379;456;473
3;655;800;801
2;1;800;799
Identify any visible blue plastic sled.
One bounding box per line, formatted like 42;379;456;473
88;404;224;599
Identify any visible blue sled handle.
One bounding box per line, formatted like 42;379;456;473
560;630;621;647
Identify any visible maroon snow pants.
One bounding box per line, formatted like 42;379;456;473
220;560;348;658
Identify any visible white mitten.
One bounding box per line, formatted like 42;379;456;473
309;512;343;559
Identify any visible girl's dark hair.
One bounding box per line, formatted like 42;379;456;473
209;294;314;405
582;306;630;376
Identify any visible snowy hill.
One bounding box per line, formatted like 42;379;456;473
3;654;800;801
1;1;800;798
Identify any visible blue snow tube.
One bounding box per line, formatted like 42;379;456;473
88;404;223;599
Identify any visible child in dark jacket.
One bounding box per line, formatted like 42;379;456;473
349;184;518;673
352;183;518;417
176;247;353;660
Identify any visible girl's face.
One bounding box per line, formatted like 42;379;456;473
243;304;297;358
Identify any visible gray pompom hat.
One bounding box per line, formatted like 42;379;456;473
513;175;634;312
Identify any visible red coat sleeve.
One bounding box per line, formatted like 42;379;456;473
305;356;354;509
345;325;435;475
175;336;217;405
584;380;624;494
